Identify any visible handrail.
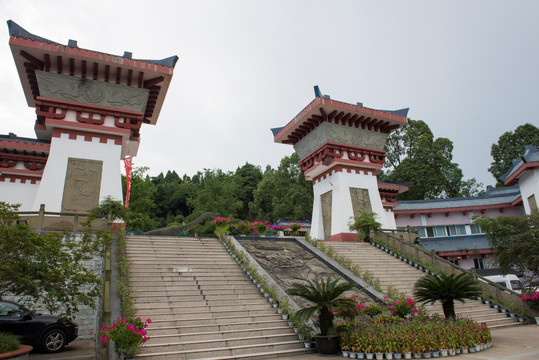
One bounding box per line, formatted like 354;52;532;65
375;229;535;319
15;204;110;232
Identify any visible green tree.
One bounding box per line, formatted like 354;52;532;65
251;153;313;222
124;167;156;231
383;119;483;200
287;276;355;336
234;163;263;220
488;123;539;186
474;213;539;288
187;169;243;218
0;202;110;319
413;273;481;319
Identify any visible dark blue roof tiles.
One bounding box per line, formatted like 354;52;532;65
395;185;521;211
7;20;60;45
7;20;178;69
420;235;490;252
0;133;50;145
499;145;539;183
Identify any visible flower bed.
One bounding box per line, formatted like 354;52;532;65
339;315;491;358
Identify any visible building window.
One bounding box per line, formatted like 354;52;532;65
470;224;482;234
417;228;426;238
434;226;446;237
449;259;460;266
474;258;485;269
447;225;466;236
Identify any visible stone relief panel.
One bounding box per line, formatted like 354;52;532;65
61;158;103;213
238;240;370;310
349;187;372;217
36;71;149;112
293;124;327;159
325;122;388;151
321;190;333;240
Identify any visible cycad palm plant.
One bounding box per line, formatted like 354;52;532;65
414;273;481;319
288;276;356;336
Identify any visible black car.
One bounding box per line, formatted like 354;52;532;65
0;300;78;353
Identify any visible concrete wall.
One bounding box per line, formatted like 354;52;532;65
519;169;539;215
311;169;394;239
33;132;123;212
0;180;39;210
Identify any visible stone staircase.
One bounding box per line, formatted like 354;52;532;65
126;235;310;359
326;242;521;328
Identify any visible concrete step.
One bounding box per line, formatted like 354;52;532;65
150;327;295;344
148;320;289;335
135;308;278;321
147;313;284;328
137;343;310;360
326;241;522;328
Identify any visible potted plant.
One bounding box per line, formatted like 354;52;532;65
348;211;381;242
93;316;151;359
288;276;356;355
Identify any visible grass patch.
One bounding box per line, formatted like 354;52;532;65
0;332;21;353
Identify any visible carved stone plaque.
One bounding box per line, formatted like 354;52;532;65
35;71;149;112
349;187;372;217
293;122;389;159
61;158;102;213
321;190;333;239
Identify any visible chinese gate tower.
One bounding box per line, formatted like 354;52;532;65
1;21;177;212
272;87;408;241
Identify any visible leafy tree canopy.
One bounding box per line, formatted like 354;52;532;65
383;119;483;200
488;123;539;186
0;202;111;319
474;213;539;288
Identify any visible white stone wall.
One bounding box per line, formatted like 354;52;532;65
0;179;39;210
311;169;394;239
519;168;539;215
33;133;123;212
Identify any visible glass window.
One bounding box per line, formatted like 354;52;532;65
434;226;446;237
449;259;460;266
470;224;482;234
474;258;485;269
510;280;523;291
426;227;435;237
418;228;426;238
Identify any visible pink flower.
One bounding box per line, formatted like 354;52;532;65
100;335;108;344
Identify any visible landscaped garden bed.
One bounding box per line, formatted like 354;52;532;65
336;296;492;359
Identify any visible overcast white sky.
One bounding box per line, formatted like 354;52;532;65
1;0;538;187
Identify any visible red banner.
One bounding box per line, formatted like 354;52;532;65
124;157;133;209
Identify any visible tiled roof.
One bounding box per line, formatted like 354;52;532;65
0;132;50;145
499;145;539;184
394;185;521;211
7;20;178;68
420;235;490;252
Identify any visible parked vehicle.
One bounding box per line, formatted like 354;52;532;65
483;274;524;293
0;300;78;353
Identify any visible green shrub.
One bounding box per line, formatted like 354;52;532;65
0;332;21;353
